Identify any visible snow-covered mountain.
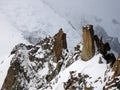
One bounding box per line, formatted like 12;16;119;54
0;0;120;90
0;0;81;89
0;1;81;86
1;28;120;90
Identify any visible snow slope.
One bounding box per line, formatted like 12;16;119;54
52;54;107;90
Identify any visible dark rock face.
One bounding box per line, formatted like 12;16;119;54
64;71;93;90
104;54;120;90
104;53;116;66
2;60;20;90
81;25;95;61
11;43;27;54
94;35;116;66
95;25;120;54
53;28;67;62
94;35;111;56
2;47;29;90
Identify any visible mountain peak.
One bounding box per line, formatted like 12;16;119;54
53;28;67;62
81;25;95;61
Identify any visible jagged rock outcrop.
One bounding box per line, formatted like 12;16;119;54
94;35;111;56
112;54;120;78
64;71;93;90
1;31;69;90
2;60;20;90
103;54;120;90
53;28;67;62
103;77;120;90
104;53;116;67
81;25;115;64
94;35;116;66
65;44;81;67
94;25;120;54
45;29;68;81
2;46;30;90
81;25;95;61
1;37;55;90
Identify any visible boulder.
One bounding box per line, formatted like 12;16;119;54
53;28;67;62
81;25;95;61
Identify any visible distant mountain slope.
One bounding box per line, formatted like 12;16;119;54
0;0;81;50
0;0;120;54
0;12;29;58
42;0;120;40
42;0;120;54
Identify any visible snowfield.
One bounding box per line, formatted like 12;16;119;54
52;54;107;90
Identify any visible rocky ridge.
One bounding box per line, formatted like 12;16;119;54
1;25;120;90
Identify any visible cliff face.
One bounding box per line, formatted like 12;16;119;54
81;25;95;61
53;28;67;62
81;25;115;66
2;60;19;90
